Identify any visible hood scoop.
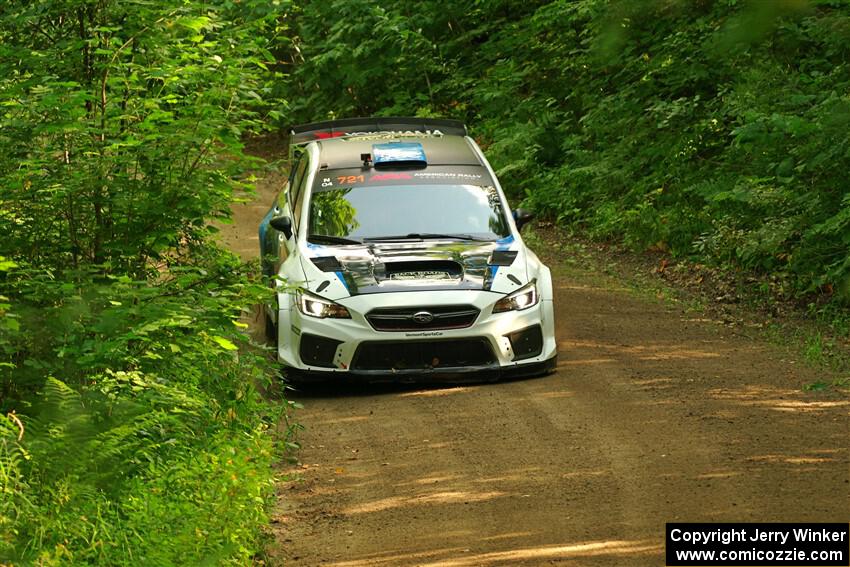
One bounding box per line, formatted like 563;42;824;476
382;260;463;282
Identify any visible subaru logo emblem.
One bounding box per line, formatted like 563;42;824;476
412;311;434;324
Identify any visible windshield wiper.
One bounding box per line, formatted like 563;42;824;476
307;234;363;245
364;233;492;242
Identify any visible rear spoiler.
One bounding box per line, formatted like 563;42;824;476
290;117;467;146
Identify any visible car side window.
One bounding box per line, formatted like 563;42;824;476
291;156;310;230
279;153;305;207
275;178;290;216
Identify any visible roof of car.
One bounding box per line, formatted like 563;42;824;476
315;135;483;170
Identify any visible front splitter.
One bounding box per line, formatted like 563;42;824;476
283;355;557;385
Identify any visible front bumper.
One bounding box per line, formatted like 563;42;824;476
275;290;557;382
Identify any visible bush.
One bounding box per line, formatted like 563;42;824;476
0;0;292;563
0;255;288;565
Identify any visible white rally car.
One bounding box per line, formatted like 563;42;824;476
259;117;556;382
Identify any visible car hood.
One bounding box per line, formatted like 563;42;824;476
299;238;525;297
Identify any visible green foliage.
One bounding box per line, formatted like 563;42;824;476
280;0;850;304
0;0;292;563
0;0;282;273
0;254;286;565
310;189;360;236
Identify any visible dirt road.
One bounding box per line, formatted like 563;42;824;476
224;162;849;566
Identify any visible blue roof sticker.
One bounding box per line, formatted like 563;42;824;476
372;142;426;166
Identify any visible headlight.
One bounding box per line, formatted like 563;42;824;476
493;281;538;313
296;290;351;319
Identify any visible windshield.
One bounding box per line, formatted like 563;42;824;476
307;184;511;242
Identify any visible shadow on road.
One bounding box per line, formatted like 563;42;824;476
282;370;554;400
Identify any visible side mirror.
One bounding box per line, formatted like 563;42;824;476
513;208;535;231
270;215;293;239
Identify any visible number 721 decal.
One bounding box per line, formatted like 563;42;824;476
337;175;365;185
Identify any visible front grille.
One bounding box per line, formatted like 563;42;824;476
365;305;480;331
352;338;496;371
299;333;342;368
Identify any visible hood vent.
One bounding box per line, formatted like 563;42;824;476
383;260;462;282
311;256;343;272
488;250;518;266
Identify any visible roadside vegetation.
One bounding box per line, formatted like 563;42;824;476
0;1;291;564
